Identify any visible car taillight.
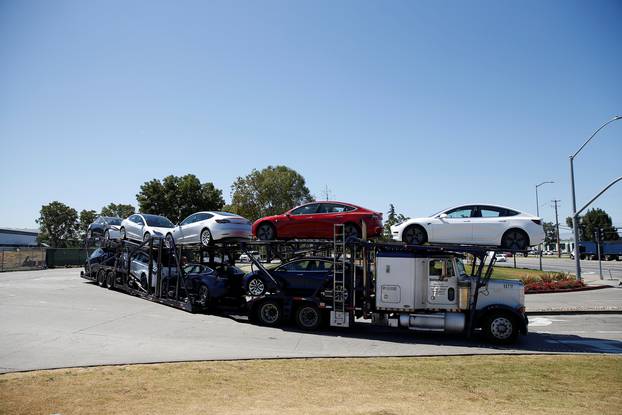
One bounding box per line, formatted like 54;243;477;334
532;219;542;225
216;219;230;224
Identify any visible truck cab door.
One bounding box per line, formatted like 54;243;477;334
425;259;458;308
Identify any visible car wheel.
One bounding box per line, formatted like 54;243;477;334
402;225;427;245
97;269;106;287
247;277;266;296
256;223;276;240
104;230;110;241
140;274;149;290
256;300;282;327
295;304;322;331
198;284;210;309
87;229;92;239
344;223;360;239
484;312;518;344
501;229;529;251
120;227;127;240
105;271;114;289
143;232;151;242
200;228;213;247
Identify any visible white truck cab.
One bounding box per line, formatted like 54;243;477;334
372;251;527;343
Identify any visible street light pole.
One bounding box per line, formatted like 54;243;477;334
535;181;554;271
570;115;622;280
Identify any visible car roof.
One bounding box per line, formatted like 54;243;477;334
438;204;526;214
293;201;364;210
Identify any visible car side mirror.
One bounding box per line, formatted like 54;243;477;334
439;213;448;219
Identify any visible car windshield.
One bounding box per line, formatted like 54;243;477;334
106;218;122;225
143;215;174;228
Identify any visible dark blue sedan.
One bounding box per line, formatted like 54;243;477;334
162;263;246;310
243;257;362;298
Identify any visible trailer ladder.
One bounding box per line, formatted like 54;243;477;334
331;224;349;327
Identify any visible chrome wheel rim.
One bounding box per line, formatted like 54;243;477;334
490;317;513;340
248;278;265;296
201;229;211;246
260;303;279;324
299;307;319;328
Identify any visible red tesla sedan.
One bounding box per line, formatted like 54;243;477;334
252;201;383;240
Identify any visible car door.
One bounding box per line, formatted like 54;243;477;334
471;206;508;245
429;206;475;244
188;213;212;243
133;215;146;240
281;204;320;238
315;203;349;237
176;214;196;244
304;259;334;293
273;260;310;295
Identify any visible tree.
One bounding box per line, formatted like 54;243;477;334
36;201;79;247
100;203;135;219
228;165;313;221
566;208;619;241
79;209;97;235
383;204;410;240
136;174;225;223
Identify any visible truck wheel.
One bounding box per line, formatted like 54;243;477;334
105;271;115;289
484;312;518;344
295;304;322;331
256;300;282;327
97;269;106;287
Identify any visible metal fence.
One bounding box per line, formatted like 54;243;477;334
0;247;46;271
46;248;95;268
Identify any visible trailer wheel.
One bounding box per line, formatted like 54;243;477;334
256;300;282;327
402;225;427;245
295;304;322;331
105;271;115;289
484;312;518;344
198;284;210;309
97;269;106;287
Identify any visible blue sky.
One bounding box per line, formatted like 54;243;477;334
1;0;621;231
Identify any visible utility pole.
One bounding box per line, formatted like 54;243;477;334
535;181;554;270
552;199;561;258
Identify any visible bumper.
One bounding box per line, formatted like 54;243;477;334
212;224;252;241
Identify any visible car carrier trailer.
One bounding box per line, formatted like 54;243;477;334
81;224;528;343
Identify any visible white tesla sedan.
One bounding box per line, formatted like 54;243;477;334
120;213;176;242
390;204;545;251
166;211;251;247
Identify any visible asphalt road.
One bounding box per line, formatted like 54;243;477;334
498;256;622;279
1;269;621;373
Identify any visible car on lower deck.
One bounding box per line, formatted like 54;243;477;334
252;201;383;240
391;204;544;251
166;211;251;247
243;257;363;299
161;263;246;310
84;248;117;279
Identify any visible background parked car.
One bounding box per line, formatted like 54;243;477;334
166;211;251;247
120;214;175;242
252;201;383;240
391;204;544;251
87;216;122;240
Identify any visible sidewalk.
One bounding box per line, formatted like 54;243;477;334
526;274;622;314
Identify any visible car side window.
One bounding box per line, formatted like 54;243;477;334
195;213;213;222
445;207;473;219
318;261;333;270
478;206;502;218
180;214;195;226
290;204;319;215
281;260;309;272
318;203;352;214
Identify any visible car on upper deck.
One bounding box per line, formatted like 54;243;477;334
252;201;383;240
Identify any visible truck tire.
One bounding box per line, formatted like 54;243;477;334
483;312;519;344
295;304;322;331
256;300;282;327
105;271;115;289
